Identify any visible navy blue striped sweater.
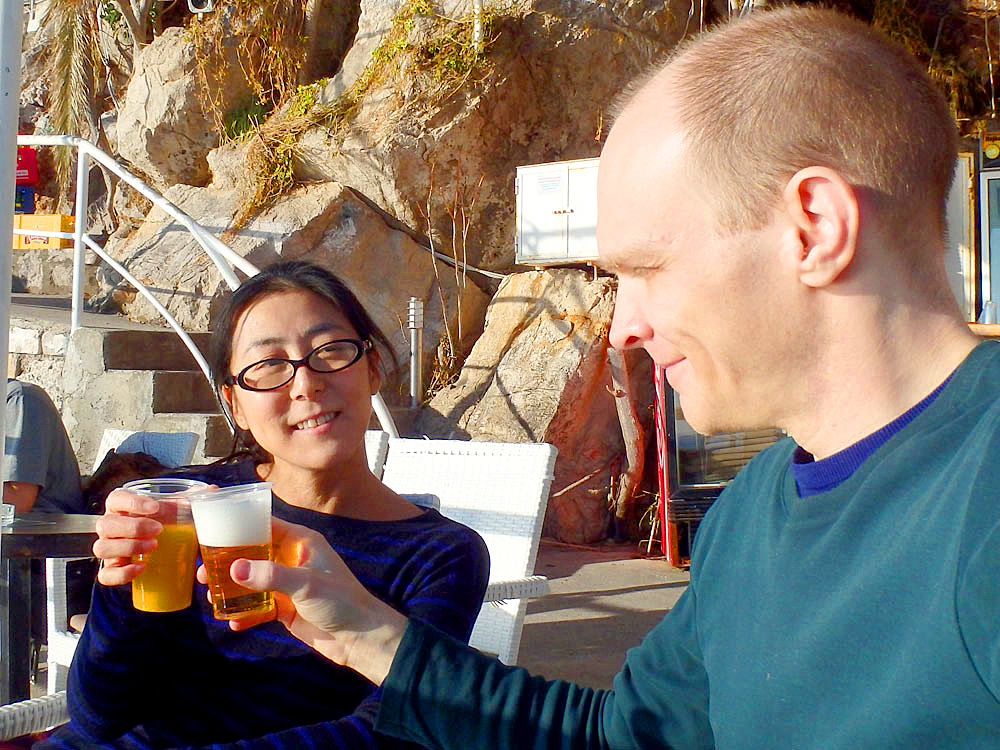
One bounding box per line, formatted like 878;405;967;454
38;461;489;750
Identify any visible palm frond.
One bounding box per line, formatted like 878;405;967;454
44;0;103;204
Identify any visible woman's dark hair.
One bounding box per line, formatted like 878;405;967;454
210;260;398;465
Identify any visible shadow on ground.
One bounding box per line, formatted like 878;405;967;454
518;539;690;689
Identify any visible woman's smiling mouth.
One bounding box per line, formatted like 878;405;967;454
295;412;338;430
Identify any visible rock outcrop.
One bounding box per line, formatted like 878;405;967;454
416;269;654;543
116;27;252;189
296;0;690;271
95;179;489;393
13;0;688;543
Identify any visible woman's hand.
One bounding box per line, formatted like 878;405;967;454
93;488;164;586
205;517;408;684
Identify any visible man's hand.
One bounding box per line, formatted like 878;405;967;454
208;517;408;685
3;481;40;513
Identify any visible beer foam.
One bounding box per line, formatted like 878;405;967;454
189;484;272;547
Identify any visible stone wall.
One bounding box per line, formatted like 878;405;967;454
8;316;69;409
417;269;655;544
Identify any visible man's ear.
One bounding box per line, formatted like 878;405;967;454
782;166;859;288
221;384;249;431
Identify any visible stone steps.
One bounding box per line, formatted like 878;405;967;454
63;326;229;468
150;371;218;414
9;296;230;468
102;330;212;372
11;294;418;471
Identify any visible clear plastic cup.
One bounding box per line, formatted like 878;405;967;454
123;478;207;612
188;483;275;621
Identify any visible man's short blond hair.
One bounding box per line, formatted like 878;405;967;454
623;7;958;243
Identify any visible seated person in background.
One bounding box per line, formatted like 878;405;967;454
5;379;86;688
37;260;490;750
4;379;84;513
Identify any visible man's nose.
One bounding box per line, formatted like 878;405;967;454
608;284;651;351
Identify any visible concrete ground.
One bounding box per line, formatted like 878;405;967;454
518;540;690;689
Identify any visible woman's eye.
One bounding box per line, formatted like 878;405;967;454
252;359;287;372
318;343;352;358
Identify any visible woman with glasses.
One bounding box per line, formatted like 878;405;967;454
41;261;489;750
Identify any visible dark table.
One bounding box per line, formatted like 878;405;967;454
1;512;98;705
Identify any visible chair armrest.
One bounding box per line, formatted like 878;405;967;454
484;575;549;603
0;691;69;740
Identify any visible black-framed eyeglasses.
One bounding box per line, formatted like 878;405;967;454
229;339;372;392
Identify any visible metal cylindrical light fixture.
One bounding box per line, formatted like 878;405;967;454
473;0;484;49
408;297;424;408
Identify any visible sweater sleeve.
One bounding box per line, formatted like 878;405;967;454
171;705;386;750
956;515;1000;703
377;586;714;750
174;522;491;750
70;593;394;750
66;583;177;742
395;521;490;641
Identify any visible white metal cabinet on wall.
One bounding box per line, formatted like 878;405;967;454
515;158;599;266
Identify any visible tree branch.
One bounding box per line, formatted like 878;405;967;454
607;347;646;521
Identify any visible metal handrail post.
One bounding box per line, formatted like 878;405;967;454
473;0;483;49
0;0;23;706
70;148;90;332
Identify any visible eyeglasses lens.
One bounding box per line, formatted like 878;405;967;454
239;340;363;390
242;360;293;390
309;341;362;372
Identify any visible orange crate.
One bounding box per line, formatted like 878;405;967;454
13;214;75;249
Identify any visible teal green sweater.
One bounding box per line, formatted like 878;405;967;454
378;341;1000;748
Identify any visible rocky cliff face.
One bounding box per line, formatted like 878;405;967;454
17;0;698;542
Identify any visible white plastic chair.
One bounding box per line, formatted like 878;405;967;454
46;430;198;695
364;430;389;479
90;429;200;474
0;693;71;741
380;438;557;665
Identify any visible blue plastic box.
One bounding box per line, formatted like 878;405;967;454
14;185;34;214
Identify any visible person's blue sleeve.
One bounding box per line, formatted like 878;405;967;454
395;522;490;641
377;586;713;750
956;516;1000;703
67;583;175;742
171;706;385;750
173;523;490;750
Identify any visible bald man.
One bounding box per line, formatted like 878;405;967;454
96;8;1000;749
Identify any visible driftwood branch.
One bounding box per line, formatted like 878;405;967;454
607;347;646;521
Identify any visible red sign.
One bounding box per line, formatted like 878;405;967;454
16;145;38;186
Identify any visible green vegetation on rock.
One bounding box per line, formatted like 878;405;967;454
232;0;501;229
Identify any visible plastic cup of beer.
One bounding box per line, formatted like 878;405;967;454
123;478;206;613
188;482;275;621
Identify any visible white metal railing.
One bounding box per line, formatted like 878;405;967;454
13;134;399;436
